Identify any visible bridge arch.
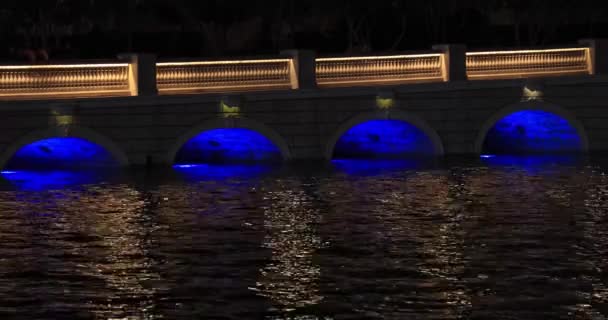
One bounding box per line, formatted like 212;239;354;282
325;111;444;160
474;101;589;155
166;117;291;164
0;126;129;169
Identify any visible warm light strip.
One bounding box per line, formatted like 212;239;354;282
157;59;292;66
315;53;444;87
0;89;130;98
466;47;588;56
158;83;291;92
465;47;591;80
317;75;443;85
156;58;293;93
0;62;131;99
0;63;128;70
466;68;588;79
316;53;442;62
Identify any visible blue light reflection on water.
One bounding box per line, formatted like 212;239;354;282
6;137;117;170
173;163;276;181
480;154;583;172
482;110;582;155
0;170;110;191
331;159;434;176
333;120;435;159
175;128;282;164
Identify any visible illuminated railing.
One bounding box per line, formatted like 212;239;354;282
0;45;599;100
315;53;445;88
0;63;131;99
466;47;591;80
156;59;296;94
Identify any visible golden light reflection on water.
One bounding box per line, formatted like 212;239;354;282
2;163;608;318
0;185;160;319
256;182;323;312
581;171;608;317
463;166;607;318
386;172;471;317
316;171;471;318
80;186;159;319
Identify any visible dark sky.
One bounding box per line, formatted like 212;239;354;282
1;0;607;61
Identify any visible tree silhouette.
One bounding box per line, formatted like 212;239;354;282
0;0;607;60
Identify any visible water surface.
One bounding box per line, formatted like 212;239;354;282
1;157;607;319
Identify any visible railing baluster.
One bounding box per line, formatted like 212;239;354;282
315;54;445;87
0;63;130;98
156;59;294;94
466;47;591;80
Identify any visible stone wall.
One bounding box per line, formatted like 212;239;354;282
0;74;607;167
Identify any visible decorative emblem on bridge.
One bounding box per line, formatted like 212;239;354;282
522;79;545;101
219;96;242;118
49;104;77;136
376;91;396;109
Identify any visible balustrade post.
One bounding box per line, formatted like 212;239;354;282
579;39;608;75
432;44;467;82
281;50;317;90
118;53;158;96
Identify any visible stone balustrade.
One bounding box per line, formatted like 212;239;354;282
0;39;605;100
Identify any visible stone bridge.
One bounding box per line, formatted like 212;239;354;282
0;40;606;169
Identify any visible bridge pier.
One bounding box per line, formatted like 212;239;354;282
118;53;158;97
579;39;608;75
281;50;317;90
432;44;467;82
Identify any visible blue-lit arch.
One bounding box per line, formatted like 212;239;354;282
0;127;128;170
326;111;444;160
331;119;438;159
168;118;291;165
4;137;120;170
481;109;584;155
174;128;283;164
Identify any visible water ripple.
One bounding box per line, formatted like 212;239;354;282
0;160;607;319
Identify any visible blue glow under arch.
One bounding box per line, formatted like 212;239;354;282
475;102;588;155
1;170;119;191
326;111;444;160
168;118;290;164
0;126;129;170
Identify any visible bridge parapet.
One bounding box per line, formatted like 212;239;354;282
0;61;131;99
466;47;591;80
315;52;445;88
0;40;605;101
156;58;296;95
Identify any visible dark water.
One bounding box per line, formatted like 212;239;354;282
1;157;608;319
